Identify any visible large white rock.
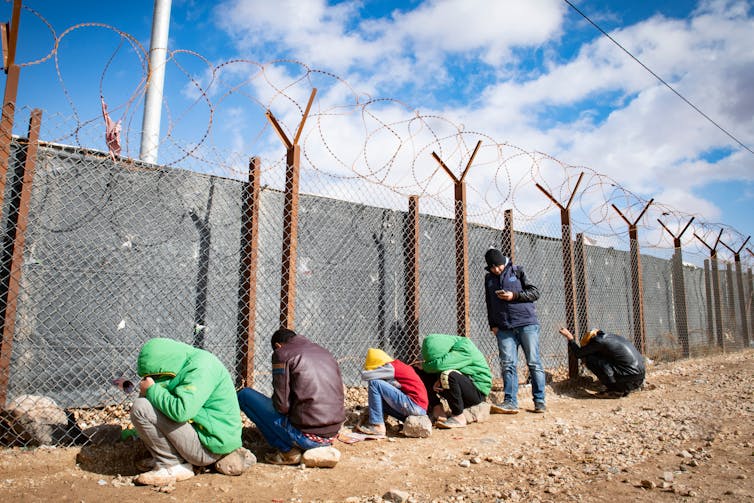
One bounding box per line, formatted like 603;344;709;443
401;415;432;438
302;446;341;468
1;394;68;446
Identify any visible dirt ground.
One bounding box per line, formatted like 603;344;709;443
0;350;752;503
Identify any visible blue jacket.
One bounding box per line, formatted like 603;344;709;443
484;264;540;330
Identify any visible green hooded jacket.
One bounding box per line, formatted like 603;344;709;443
137;338;242;454
421;333;492;396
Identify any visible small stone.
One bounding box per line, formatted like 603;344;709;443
640;480;656;489
383;489;410;503
661;471;674;482
459;460;471;468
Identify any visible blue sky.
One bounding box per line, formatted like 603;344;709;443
2;0;753;263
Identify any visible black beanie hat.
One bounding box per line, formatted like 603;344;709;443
484;248;509;270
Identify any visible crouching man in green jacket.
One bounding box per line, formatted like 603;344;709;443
130;338;255;486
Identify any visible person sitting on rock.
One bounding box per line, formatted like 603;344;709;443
415;333;492;429
357;348;429;436
558;327;646;398
237;328;346;465
130;338;254;486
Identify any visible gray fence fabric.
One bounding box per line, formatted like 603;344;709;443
0;141;747;412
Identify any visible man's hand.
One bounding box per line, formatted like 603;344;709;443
558;327;574;341
139;377;155;397
495;290;515;301
491;327;499;336
432;379;443;393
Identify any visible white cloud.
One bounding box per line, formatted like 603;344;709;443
208;0;754;243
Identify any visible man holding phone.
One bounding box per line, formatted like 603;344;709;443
483;248;546;414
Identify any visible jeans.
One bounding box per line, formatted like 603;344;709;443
236;388;329;452
496;324;546;407
130;397;222;468
367;379;426;425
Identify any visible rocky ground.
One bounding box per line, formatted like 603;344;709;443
0;349;752;502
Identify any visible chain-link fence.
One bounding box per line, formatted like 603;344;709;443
1;133;751;447
0;9;752;448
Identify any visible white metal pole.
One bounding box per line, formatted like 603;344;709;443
139;0;172;164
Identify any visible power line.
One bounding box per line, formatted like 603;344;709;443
562;0;754;156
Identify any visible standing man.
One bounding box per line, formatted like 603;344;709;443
237;328;346;465
484;248;546;414
558;327;645;397
130;338;254;486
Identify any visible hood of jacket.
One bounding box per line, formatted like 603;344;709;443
137;337;195;379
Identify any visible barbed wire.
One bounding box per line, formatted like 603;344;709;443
8;14;753;268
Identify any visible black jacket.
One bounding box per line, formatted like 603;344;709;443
272;335;346;437
568;332;645;377
485;264;540;330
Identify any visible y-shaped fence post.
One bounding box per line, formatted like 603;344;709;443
431;140;481;338
265;88;317;330
536;172;584;378
657;217;694;357
694;230;724;349
720;236;751;348
611;198;653;355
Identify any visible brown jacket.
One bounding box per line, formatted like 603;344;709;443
272;335;346;437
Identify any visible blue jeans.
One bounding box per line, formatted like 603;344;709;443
367;379;426;425
496;324;546;406
236;388;329;452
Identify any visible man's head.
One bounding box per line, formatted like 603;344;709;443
484;248;509;274
580;328;604;347
271;328;297;349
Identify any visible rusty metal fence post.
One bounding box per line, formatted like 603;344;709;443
265;89;316;330
236;157;261;387
695;231;724;349
658;218;693;357
612;199;653;354
536;173;583;377
0;109;41;405
404;195;420;360
721;238;750;349
502;209;514;262
0;0;22;214
431;140;481;337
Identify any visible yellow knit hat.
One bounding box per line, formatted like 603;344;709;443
580;328;601;347
364;348;394;370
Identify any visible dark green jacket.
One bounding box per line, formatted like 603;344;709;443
137;338;242;454
421;333;492;396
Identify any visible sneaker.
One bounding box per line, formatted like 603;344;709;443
134;462;195;486
490;402;519;414
533;402;546;413
264;446;303;465
435;415;467;429
215;447;256;476
355;423;386;436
